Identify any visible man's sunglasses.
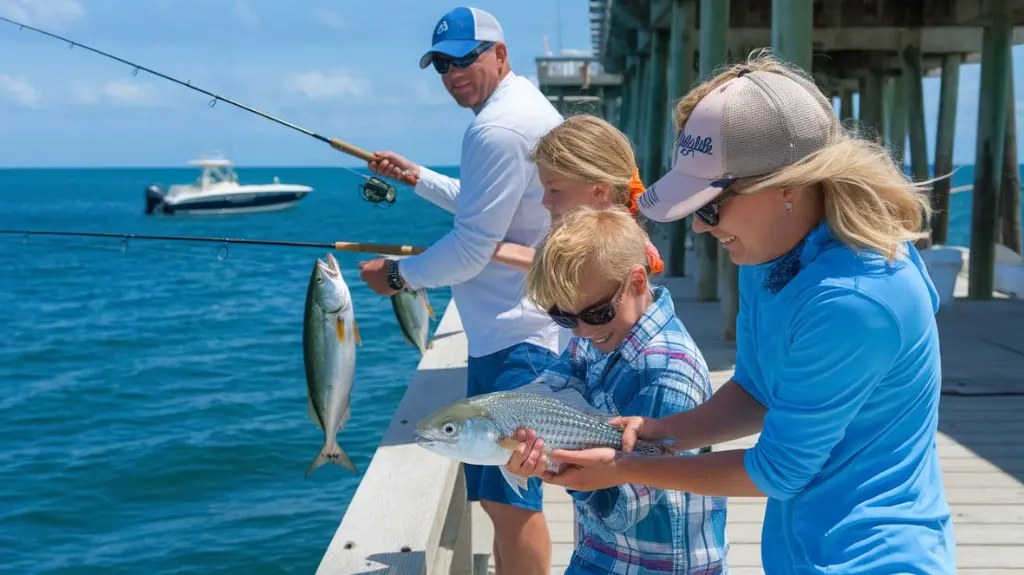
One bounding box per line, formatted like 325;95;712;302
693;178;739;227
432;42;495;74
547;278;628;329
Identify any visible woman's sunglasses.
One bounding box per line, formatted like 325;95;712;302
432;42;495;74
693;177;739;227
547;278;628;329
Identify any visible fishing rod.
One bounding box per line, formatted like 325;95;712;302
1;229;427;259
0;16;419;207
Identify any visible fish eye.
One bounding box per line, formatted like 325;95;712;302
441;422;457;435
316;276;323;284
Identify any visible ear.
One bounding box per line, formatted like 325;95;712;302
593;182;613;202
628;265;648;294
781;185;812;205
494;43;508;66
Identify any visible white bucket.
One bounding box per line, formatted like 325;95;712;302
919;246;964;310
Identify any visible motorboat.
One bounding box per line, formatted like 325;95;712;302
144;157;313;215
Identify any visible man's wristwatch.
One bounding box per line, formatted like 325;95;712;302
386;259;406;291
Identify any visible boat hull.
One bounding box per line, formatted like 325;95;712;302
145;187;312;216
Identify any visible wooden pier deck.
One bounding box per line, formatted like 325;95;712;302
316;248;1024;575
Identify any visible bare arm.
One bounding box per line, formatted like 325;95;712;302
491;242;535;272
620;379;766;453
662;379;766;449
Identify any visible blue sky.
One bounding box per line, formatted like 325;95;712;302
0;0;1020;169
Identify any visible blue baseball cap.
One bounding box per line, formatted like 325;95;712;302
418;6;505;69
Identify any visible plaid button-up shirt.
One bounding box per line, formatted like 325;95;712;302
540;285;729;574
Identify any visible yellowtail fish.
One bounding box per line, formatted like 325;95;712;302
303;253;360;476
390;286;435;355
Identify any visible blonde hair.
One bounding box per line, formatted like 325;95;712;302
526;206;649;312
530;114;643;212
676;49;938;262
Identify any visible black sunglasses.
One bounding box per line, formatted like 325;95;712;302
693;177;739;227
432;42;495;74
547;278;628;329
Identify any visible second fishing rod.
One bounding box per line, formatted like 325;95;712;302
0;16;418;206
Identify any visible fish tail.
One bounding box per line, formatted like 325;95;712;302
305;439;359;477
634;437;681;456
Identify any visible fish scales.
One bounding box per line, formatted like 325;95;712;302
477;393;626;450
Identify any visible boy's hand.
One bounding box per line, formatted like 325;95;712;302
608;415;663;453
505;428;547;478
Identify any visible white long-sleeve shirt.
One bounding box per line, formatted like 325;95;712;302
398;71;564;358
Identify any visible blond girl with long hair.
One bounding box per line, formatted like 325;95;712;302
508;50;956;574
491;114;665;276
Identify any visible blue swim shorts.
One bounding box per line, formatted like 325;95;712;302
464;341;560;512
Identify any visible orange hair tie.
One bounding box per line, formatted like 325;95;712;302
627;166;645;216
645;241;665;275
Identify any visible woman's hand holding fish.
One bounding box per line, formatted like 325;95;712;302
543;447;629;492
607;415;660;453
504;428;548;478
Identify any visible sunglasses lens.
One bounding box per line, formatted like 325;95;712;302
548;307;578;329
581;305;616;326
432;59;449;74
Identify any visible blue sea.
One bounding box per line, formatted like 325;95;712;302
0;166;455;574
0;163;1015;573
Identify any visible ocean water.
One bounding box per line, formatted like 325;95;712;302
0;162;1017;573
0;166;455;574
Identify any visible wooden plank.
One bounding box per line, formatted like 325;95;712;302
316;301;469;575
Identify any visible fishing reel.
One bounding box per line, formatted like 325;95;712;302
359;175;397;209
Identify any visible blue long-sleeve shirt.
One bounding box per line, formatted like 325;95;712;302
734;221;956;574
540;286;729;575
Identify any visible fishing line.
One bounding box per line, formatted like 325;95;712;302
0;16;411;208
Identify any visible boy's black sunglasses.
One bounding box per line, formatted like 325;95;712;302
693;177;739;227
547;279;628;329
432;42;495;74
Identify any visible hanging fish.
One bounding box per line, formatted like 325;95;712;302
303;253;361;476
390;286;435;355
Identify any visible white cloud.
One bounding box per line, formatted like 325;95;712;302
0;74;42;108
70;80;160;106
0;0;84;30
314;7;345;30
285;70;369;101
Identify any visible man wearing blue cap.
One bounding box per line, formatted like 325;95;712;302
358;6;564;574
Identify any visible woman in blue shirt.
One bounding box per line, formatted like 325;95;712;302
507;50;957;574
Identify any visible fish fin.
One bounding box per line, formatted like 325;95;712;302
335;318;345;343
498;465;529;498
513;381;605;416
340;405;351;428
423;294;436;321
354;320;362;345
307;395;323;430
305;439;359;477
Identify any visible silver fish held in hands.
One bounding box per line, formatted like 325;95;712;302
390;286;435;355
414;390;678;496
303;252;361;476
